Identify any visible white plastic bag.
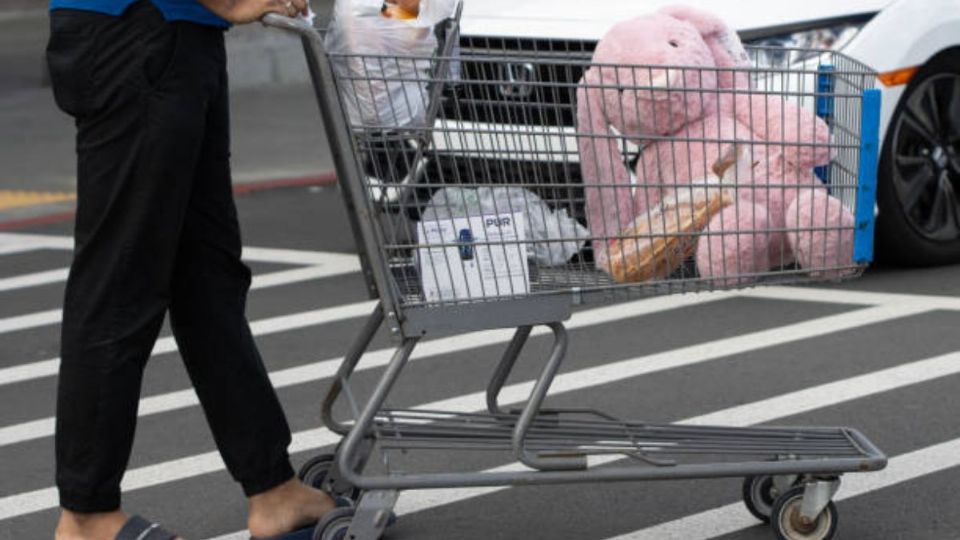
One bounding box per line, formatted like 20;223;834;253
325;0;459;128
422;187;591;266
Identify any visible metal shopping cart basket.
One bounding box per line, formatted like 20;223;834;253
263;11;886;540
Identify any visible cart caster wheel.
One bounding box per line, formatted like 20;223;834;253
298;453;339;489
771;486;839;540
312;507;357;540
743;475;800;523
298;454;362;503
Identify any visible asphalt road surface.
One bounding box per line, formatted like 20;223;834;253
2;185;960;540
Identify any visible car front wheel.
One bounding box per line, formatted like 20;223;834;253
876;49;960;266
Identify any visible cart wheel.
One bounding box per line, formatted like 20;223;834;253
312;507;356;540
770;486;839;540
298;453;362;503
742;475;800;523
298;453;335;486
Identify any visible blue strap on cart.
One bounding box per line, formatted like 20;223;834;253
853;89;882;264
815;64;836;184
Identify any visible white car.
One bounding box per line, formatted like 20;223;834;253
453;0;960;266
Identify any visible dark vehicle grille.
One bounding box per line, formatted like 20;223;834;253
366;37;599;226
442;36;596;127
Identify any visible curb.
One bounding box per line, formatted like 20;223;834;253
232;171;337;195
0;210;77;232
0;172;338;232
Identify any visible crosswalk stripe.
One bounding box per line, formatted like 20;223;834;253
612;439;960;540
0;303;927;522
0;300;376;387
248;265;353;288
0;263;360;339
203;348;960;540
420;304;929;414
240;247;360;268
3;232;959;313
0;268;69;293
0;232;360;268
391;350;960;520
1;280;931;387
0;293;733;447
0;233;72;251
0;264;357;300
602;436;960;540
0;264;355;337
0;309;61;335
0;245;46;257
740;285;960;311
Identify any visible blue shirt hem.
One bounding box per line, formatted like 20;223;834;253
49;0;230;28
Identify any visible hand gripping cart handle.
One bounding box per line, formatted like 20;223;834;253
262;12;886;540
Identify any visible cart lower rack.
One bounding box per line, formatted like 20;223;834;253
262;11;886;540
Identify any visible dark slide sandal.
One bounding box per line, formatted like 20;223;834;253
115;515;177;540
250;525;316;540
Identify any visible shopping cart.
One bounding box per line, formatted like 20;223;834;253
263;11;886;540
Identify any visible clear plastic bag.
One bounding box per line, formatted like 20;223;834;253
325;0;459;128
422;187;590;266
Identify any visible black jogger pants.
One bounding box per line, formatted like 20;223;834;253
47;0;295;512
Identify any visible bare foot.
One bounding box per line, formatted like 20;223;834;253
55;509;185;540
56;510;127;540
248;479;336;538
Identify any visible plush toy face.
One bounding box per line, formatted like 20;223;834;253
590;13;719;138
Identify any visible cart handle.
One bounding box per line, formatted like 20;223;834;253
260;13;322;44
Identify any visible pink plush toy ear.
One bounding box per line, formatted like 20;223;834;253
576;67;639;268
659;4;750;89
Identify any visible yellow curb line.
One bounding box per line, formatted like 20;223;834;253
0;191;76;211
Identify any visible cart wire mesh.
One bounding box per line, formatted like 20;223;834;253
369;409;871;467
325;33;878;311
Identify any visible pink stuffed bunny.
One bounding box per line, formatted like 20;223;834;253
576;5;855;282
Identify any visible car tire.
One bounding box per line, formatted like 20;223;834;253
875;48;960;266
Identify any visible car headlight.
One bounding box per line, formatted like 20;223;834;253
746;17;872;65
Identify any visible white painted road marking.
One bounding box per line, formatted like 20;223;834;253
0;308;61;335
5;230;960;539
0;244;53;257
0;268;69;293
0;264;361;336
391;351;960;519
0;288;940;445
0;303;931;521
609;427;960;539
0;300;376;387
0;232;361;269
201;350;960;540
0;293;733;447
0;233;72;251
741;285;960;312
240;247;361;268
248;264;353;289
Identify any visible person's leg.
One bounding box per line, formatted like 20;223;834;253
48;8;137;530
52;2;211;538
165;25;335;538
